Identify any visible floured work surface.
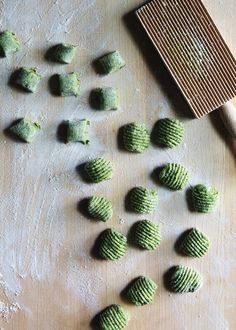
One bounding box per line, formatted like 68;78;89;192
0;1;235;329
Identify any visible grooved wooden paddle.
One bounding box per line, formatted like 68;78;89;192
136;0;236;137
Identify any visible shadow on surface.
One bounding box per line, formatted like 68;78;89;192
76;162;92;184
90;231;104;260
48;74;60;96
123;8;193;119
77;198;93;220
186;187;195;212
57;121;68;143
163;266;176;292
209;110;236;159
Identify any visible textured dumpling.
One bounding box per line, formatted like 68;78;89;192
133;220;161;250
66;119;90;144
91;87;119;111
96;50;125;75
58;72;80;96
169;265;203;293
85;158;113;183
129;187;158;214
88;196;113;222
125;276;157;306
153;118;184;148
98;304;129;330
122;122;150;153
0;30;21;57
15;67;42;93
98;228;127;261
159;163;189;190
9;118;41;143
191;184;218;213
180;228;210;257
51;43;77;64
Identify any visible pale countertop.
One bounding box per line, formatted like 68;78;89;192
0;1;235;329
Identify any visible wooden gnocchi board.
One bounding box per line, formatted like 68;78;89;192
0;1;235;329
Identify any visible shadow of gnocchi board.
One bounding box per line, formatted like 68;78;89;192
0;0;235;329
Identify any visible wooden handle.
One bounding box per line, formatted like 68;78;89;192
220;101;236;138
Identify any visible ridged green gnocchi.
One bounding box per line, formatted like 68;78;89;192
159;163;189;190
0;30;21;57
129;187;158;214
169;265;203;293
180;228;210;257
58;72;80;96
98;304;129;330
85;158;113;183
66;119;90;144
98;228;127;261
96;50;125;75
191;184;218;213
9;118;41;143
125;276;157;306
16;67;42;93
88;196;113;222
134;220;161;250
91;87;119;111
154;118;184;148
122;123;150;153
52;43;77;64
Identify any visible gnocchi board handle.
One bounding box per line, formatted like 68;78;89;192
220;101;236;138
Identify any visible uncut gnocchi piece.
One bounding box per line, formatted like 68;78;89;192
88;196;113;222
134;220;161;250
85;158;113;183
159;163;189;190
153;117;184;148
15;67;42;93
51;43;77;64
169;265;203;293
0;30;21;57
98;228;127;261
66;119;90;144
122;122;150;153
96;50;125;75
191;184;218;213
9;118;41;143
58;72;80;96
129;186;158;214
98;304;129;330
91;87;119;111
125;276;158;306
180;228;210;258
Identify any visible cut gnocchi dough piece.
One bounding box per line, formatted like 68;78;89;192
66;119;90;144
96;50;125;74
9;118;41;143
91;87;119;111
0;30;21;57
58;72;80;96
15;67;42;93
51;43;77;64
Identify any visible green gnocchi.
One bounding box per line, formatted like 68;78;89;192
9;118;41;143
66;119;90;144
98;228;127;261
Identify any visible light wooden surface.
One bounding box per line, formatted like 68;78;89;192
0;1;235;329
